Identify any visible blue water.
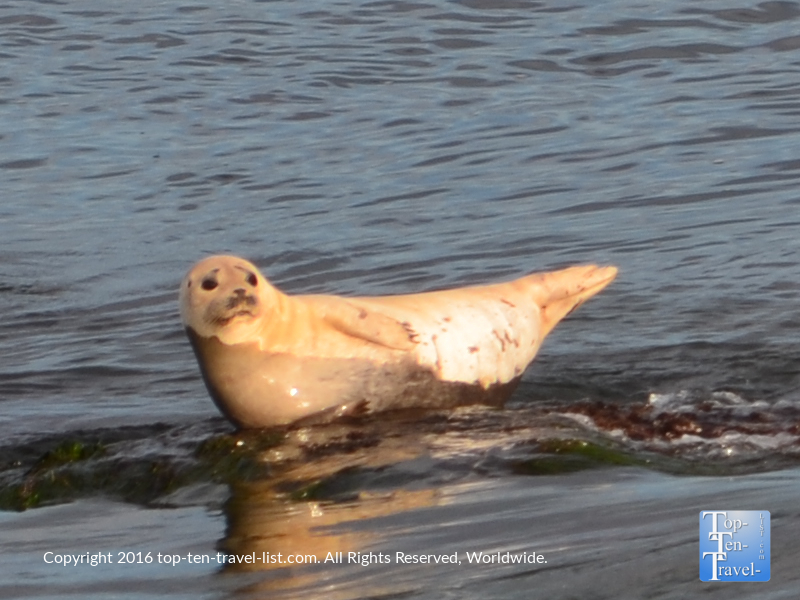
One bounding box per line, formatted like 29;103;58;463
2;0;800;597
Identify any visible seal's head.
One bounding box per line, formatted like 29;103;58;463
180;255;275;345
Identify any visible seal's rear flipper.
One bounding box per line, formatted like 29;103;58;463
527;265;618;338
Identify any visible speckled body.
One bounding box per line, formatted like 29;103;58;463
180;255;617;428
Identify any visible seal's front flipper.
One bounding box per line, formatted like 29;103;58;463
313;297;418;352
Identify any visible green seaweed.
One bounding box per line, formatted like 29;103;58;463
288;480;328;501
539;438;642;465
0;440;108;510
195;431;284;481
0;459;181;511
0;430;287;512
513;438;644;476
30;440;106;474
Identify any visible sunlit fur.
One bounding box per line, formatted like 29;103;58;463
180;255;617;427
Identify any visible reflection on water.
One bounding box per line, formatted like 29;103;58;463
222;483;439;573
213;466;800;600
220;419;440;576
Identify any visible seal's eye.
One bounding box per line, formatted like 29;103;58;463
246;272;258;287
201;278;218;291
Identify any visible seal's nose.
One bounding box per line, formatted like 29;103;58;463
227;288;252;309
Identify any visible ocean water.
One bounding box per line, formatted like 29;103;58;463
2;0;800;597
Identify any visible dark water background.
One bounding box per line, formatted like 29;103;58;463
2;0;800;598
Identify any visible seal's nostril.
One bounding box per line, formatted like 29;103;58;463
233;288;246;296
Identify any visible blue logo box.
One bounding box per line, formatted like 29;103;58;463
699;510;770;582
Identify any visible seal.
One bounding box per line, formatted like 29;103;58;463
180;255;617;428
